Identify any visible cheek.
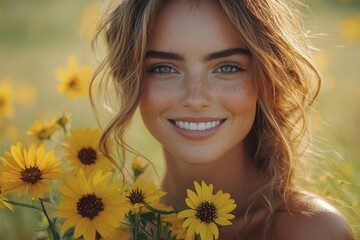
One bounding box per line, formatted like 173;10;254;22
218;82;257;130
141;82;166;105
218;82;257;112
139;82;178;120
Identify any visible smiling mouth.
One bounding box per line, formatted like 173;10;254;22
169;119;226;131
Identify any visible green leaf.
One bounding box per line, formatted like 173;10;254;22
62;227;75;240
47;225;60;240
51;217;58;225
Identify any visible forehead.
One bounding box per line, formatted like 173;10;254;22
147;0;245;51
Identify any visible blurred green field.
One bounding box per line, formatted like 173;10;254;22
0;0;359;239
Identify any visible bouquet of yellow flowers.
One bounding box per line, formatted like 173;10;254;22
0;123;237;240
0;55;237;240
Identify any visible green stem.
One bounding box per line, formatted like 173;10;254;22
5;200;58;239
40;199;58;240
137;218;153;238
134;212;139;240
5;200;43;211
156;213;161;239
144;204;176;215
39;197;53;204
61;125;67;135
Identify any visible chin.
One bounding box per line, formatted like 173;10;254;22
165;149;221;165
182;158;217;165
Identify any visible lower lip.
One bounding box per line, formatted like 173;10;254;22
171;122;224;140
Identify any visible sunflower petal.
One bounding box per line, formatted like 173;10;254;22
178;209;196;219
74;217;88;238
209;222;219;239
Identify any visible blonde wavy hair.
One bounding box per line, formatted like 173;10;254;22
90;0;321;238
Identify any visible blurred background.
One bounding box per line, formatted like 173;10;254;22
0;0;359;239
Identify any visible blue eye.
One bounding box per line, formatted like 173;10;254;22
215;64;244;74
149;65;177;74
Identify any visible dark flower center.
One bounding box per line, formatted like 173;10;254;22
20;166;42;184
196;201;217;223
127;188;145;205
38;129;49;139
77;193;104;219
68;76;79;88
57;116;68;126
77;147;97;165
0;97;5;107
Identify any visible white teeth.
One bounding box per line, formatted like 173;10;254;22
189;123;197;130
175;120;222;131
198;122;206;130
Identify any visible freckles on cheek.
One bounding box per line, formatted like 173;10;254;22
220;84;255;104
141;84;175;109
220;84;257;116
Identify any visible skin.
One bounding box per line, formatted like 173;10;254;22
141;0;259;202
139;0;355;239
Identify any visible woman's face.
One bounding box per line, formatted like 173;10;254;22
140;0;257;165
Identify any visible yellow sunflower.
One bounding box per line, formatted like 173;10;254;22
56;112;71;129
0;143;62;199
26;119;58;141
178;181;237;240
62;128;113;174
126;178;166;212
56;56;92;99
55;169;130;240
131;155;149;179
0;78;15;120
0;174;13;211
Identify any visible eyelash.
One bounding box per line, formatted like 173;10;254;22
148;64;177;76
214;62;244;74
147;62;245;76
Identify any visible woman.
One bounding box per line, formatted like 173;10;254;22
91;0;354;239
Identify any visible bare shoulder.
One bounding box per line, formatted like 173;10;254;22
272;191;354;240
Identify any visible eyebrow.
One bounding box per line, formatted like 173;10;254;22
145;47;251;62
145;50;184;61
203;48;251;61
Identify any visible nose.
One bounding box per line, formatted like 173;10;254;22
181;74;211;111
